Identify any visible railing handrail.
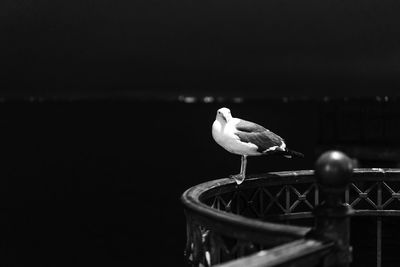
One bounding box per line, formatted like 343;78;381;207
214;239;335;267
186;169;400;202
194;169;400;192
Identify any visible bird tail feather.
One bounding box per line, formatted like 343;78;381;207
264;148;304;158
284;149;304;158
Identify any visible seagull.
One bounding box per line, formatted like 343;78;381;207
212;107;304;185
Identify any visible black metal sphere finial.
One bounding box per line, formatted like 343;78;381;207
315;150;353;189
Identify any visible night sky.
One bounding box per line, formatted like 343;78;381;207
2;0;400;95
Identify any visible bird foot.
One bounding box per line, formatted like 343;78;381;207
230;174;245;185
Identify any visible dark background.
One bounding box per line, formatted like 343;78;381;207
2;0;400;266
0;99;319;266
0;97;399;266
3;0;400;96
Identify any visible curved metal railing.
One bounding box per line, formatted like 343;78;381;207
182;153;399;266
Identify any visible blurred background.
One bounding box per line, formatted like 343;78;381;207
2;0;400;266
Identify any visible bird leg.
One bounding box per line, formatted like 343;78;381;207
230;155;247;185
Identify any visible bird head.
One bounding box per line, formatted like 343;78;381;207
216;107;232;123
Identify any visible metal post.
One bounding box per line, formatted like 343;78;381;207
377;181;382;267
310;150;354;267
377;217;382;267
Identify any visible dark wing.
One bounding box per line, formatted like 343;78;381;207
235;119;267;133
235;119;284;153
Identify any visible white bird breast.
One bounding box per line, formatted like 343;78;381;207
212;118;261;156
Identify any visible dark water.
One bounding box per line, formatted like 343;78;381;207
0;98;398;266
0;99;318;266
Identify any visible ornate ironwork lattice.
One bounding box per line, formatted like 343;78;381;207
207;183;319;221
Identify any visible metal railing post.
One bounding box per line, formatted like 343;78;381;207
311;150;354;267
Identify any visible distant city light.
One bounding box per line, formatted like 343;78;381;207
178;95;197;103
203;96;214;103
183;96;196;103
232;97;243;103
178;95;247;103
